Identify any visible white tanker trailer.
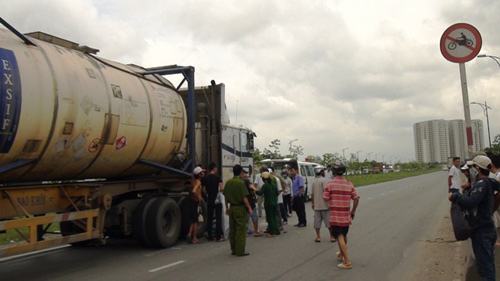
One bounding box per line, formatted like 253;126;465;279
0;18;255;257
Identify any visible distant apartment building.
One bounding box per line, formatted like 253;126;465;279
414;119;484;163
413;120;450;163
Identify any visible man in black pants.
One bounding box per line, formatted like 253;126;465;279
289;166;306;227
203;162;224;241
449;155;500;281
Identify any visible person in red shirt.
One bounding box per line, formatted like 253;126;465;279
323;161;360;269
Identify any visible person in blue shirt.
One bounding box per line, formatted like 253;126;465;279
290;165;306;227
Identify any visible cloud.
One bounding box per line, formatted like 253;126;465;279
2;0;498;162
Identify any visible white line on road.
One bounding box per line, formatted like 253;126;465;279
0;245;70;262
148;260;185;273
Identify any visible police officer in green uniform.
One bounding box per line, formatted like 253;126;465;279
224;165;253;256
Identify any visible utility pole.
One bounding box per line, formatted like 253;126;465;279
471;101;492;148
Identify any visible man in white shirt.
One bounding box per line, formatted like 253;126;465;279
254;167;267;217
448;157;461;192
311;168;334;242
282;171;293;217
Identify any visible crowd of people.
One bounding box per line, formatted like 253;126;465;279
448;154;500;281
187;160;360;270
181;152;500;277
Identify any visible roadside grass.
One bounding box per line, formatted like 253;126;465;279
0;224;60;245
346;168;442;187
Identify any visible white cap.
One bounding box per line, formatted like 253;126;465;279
193;166;205;175
472;155;492;170
261;171;271;179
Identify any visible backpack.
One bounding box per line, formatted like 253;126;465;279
450;202;472;241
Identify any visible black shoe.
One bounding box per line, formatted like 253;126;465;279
236;252;250;256
297;224;306;228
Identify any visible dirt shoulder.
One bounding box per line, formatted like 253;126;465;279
407;212;471;281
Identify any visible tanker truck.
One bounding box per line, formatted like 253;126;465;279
0;18;255;258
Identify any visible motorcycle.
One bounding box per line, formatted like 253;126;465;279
448;33;473;50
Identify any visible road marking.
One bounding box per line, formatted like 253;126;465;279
0;245;70;262
148;260;185;273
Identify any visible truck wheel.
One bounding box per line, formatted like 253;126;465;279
132;197;157;247
145;197;181;248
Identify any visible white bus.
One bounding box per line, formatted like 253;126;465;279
260;159;322;199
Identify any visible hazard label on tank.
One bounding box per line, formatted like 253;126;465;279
88;138;101;153
115;136;127;150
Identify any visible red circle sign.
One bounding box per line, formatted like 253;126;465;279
440;23;482;63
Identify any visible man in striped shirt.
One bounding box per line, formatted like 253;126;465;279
323;161;360;269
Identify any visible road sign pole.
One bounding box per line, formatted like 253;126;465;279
459;62;474;158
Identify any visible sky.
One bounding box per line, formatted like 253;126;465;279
3;0;500;162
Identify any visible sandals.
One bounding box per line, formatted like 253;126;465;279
314;238;321;243
337;263;352;270
335;252;351;269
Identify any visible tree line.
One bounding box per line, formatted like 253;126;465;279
252;138;439;173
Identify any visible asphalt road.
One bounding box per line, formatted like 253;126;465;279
0;172;449;281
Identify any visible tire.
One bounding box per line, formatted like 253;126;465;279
448;42;456;50
145;197;181;248
132;197;158;247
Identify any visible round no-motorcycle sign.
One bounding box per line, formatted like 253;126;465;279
440;23;482;63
